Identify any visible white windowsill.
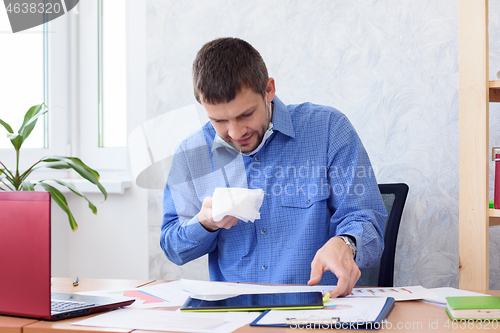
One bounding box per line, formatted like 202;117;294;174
44;178;132;195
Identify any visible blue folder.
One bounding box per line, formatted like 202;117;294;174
250;297;395;330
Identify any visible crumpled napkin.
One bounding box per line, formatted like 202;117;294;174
211;188;264;223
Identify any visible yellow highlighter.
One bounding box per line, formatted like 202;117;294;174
322;292;330;302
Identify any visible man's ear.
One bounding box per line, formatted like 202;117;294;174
266;77;276;103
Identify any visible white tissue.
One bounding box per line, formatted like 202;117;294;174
212;188;264;223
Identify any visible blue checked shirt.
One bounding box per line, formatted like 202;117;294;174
161;96;387;285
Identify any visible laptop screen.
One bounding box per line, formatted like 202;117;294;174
0;191;51;318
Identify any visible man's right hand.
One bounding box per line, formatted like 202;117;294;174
198;196;239;232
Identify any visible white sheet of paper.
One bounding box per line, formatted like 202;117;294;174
115;280;436;305
421;287;489;305
73;308;260;333
180;279;282;297
78;280;192;308
256;297;388;325
180;280;436;301
180;279;336;297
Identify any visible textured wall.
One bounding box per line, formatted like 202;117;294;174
146;0;500;288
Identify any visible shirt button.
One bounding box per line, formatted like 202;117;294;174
262;265;268;270
255;156;259;161
306;199;310;204
261;229;266;235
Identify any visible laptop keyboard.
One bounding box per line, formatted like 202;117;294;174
51;299;95;314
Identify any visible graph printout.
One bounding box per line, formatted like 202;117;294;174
77;280;192;308
347;286;437;301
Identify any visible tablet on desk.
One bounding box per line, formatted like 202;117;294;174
180;292;324;312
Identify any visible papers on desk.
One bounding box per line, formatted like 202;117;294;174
72;280;439;332
77;280;192;308
78;279;437;310
256;297;388;325
347;286;438;301
179;280;436;302
251;297;396;329
422;287;490;306
73;309;260;333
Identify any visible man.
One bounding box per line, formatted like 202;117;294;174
161;37;387;297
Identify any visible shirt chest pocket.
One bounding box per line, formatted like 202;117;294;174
280;178;330;208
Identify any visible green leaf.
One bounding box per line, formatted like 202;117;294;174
38;182;78;231
0;179;15;191
9;134;23;151
48;179;98;215
19;105;48;141
8;104;47;150
0;118;14;134
33;161;71;170
40;156;107;200
22;180;35;191
7;133;19;139
42;157;100;180
0;162;15;184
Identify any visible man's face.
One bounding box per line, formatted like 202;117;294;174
202;81;274;154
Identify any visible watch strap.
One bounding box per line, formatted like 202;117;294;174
337;235;356;259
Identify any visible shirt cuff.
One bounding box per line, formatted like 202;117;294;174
185;214;220;242
335;233;360;264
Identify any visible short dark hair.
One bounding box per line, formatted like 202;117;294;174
192;37;268;104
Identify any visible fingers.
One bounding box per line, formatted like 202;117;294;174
198;197;240;231
198;197;218;231
310;237;361;297
219;215;239;229
331;274;349;298
307;256;324;286
330;262;360;297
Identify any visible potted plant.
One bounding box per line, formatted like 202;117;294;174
0;103;107;231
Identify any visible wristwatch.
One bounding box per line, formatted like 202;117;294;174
337;235;356;259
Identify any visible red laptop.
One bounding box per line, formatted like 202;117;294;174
0;191;134;320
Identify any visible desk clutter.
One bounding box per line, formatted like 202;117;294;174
1;278;495;332
66;280;472;332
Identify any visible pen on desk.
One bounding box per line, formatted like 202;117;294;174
73;276;79;286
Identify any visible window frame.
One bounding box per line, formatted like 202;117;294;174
1;0;145;186
79;0;127;171
0;13;69;179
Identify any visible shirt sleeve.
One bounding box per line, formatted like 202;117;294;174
160;145;219;265
326;114;387;268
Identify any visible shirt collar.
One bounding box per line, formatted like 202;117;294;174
210;95;295;153
270;95;295;139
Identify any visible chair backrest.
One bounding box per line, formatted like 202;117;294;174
357;183;409;287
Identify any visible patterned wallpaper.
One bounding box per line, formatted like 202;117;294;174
146;0;500;288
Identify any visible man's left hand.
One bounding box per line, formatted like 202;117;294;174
307;237;360;297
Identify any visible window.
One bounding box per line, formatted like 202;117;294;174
98;0;127;148
0;7;65;175
0;11;47;150
80;0;131;171
1;0;144;179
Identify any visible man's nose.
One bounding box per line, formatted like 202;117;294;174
228;121;246;140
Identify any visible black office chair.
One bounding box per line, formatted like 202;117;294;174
357;183;409;287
